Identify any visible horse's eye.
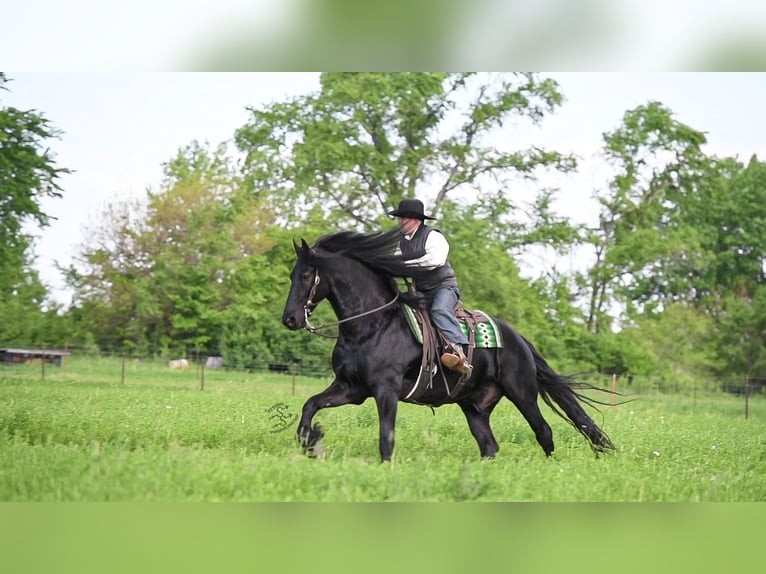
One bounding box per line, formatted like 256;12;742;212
301;271;313;282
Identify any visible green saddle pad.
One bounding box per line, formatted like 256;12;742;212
402;305;504;348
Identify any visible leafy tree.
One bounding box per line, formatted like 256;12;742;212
683;156;766;304
235;72;575;231
0;254;73;346
219;225;336;372
711;285;766;377
1;73;69;284
0;73;70;343
622;303;719;388
614;151;766;379
577;102;708;334
67;141;274;356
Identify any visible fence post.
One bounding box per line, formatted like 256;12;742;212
41;355;45;380
121;353;126;384
611;373;617;406
745;377;750;420
200;359;205;391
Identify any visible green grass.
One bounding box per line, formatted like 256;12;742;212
1;359;764;501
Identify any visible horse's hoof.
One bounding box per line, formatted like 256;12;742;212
297;424;325;456
307;444;326;459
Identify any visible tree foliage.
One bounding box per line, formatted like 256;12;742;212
67;142;275;356
0;73;70;343
1;73;69;270
235;72;575;230
577;102;708;334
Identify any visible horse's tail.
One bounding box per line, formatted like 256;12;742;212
523;337;615;453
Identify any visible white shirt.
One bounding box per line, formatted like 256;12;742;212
397;229;450;270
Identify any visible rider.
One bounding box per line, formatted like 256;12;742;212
388;198;472;376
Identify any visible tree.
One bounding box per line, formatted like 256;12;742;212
678;155;766;305
235;72;575;231
0;72;69;288
616;303;718;387
577;102;708;334
711;286;766;377
0;73;71;343
67;141;275;355
661;155;766;378
0;251;72;346
217;225;336;371
572;104;766;380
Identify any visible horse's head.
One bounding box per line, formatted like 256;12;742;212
282;229;417;332
282;239;329;330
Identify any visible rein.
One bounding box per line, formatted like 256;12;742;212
304;270;400;338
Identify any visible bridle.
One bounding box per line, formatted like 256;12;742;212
303;269;400;338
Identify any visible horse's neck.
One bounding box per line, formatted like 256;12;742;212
325;260;393;320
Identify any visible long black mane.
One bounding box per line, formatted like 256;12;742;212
309;228;433;287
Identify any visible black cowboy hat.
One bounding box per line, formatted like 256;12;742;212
387;199;436;220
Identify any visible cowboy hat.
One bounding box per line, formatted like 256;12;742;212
387;199;436;220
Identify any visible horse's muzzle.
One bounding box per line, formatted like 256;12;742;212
282;313;304;330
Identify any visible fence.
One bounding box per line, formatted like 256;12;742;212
578;372;764;395
1;348;763;419
0;349;336;396
578;372;764;420
4;347;333;377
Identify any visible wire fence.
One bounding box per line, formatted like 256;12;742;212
577;373;765;420
580;372;766;396
1;346;764;419
0;346;334;379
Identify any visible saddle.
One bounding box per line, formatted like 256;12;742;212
402;298;503;402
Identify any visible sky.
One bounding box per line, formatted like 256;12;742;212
4;72;766;306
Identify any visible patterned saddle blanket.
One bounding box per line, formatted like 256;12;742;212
402;304;504;348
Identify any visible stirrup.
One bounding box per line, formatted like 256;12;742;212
440;352;461;369
456;361;473;376
441;349;471;375
449;363;473;397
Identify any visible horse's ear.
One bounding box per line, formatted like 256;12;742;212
301;238;310;250
293;240;301;255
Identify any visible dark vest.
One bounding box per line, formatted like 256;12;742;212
399;225;458;294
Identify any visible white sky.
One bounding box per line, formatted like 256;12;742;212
4;73;766;305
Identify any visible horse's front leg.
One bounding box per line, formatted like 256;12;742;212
297;379;367;457
372;388;399;462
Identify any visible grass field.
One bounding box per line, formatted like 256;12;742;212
1;358;764;501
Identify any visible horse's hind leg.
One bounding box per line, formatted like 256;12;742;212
297;379;367;456
459;400;500;459
496;344;556;457
502;374;555;456
510;396;555;456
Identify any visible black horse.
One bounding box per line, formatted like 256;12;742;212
281;229;615;462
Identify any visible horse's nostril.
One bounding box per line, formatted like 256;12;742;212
283;315;296;329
